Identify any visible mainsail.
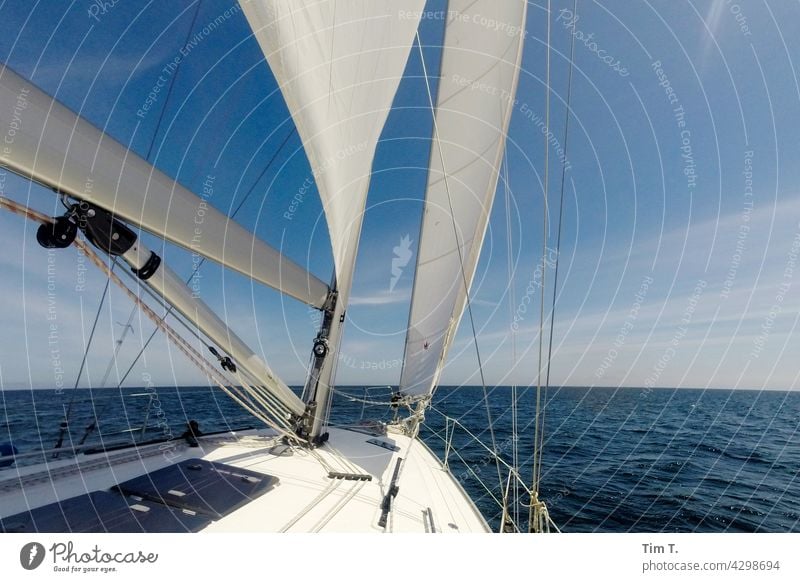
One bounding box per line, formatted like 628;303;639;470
0;65;329;309
240;0;425;298
399;0;527;397
242;0;425;436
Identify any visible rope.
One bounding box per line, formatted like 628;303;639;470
100;275;301;436
79;269;212;445
98;124;296;417
414;29;505;499
77;242;304;444
116;266;212;348
95;2;297;402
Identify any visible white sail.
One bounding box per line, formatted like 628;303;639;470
399;0;527;397
0;65;329;309
240;0;425;295
242;1;426;436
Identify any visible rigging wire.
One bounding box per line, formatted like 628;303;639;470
77;3;297;435
78;126;298;440
52;266;114;456
77;123;296;445
122;275;303;425
540;0;579;503
531;0;553;532
98;309;136;389
70;275;113;393
144;0;202;162
75;242;300;441
104;125;296;395
502;153;521;528
530;0;578;533
229;128;297;218
82;0;203;436
1;196;308;448
413;30;505;499
81;127;297;444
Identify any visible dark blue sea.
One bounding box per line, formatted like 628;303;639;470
1;385;798;532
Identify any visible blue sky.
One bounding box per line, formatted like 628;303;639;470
0;0;798;391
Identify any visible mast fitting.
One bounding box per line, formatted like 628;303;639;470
36;215;78;249
131;251;161;281
209;346;237;374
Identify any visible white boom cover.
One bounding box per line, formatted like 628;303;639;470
0;65;329;309
399;0;527;396
240;0;424;299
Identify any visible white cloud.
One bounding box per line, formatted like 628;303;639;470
348;289;410;306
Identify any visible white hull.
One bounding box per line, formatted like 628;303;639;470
0;427;489;533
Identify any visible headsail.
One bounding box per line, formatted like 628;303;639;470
0;65;329;309
399;0;527;397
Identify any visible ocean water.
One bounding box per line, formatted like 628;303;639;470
0;385;798;533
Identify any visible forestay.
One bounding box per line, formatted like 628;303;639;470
399;0;527;397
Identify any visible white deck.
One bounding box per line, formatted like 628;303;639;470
0;426;489;533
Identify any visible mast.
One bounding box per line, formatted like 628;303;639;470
298;217;365;442
297;277;341;443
